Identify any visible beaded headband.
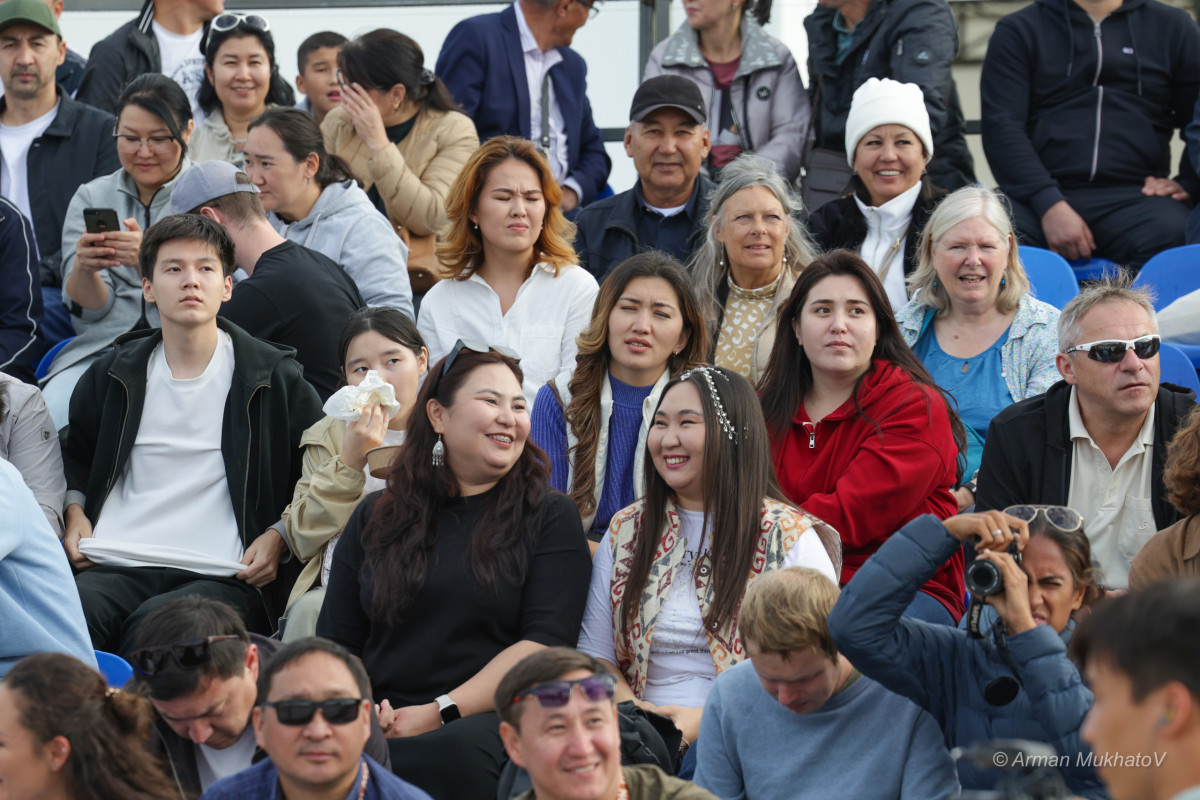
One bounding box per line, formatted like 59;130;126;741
679;366;737;443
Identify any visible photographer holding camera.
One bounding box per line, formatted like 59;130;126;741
827;507;1108;799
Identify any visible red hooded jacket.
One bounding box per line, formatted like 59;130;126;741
772;359;964;618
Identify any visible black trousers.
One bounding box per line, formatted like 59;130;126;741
1009;184;1188;269
75;565;263;656
388;711;505;800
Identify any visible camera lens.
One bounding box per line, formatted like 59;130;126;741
964;558;1004;597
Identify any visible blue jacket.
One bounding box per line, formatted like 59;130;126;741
435;5;611;204
828;514;1108;799
200;755;430;800
0;198;40;383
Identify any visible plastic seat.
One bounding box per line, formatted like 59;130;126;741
1069;257;1122;283
94;650;133;688
1018;246;1079;309
1158;343;1200;397
34;335;74;381
1132;245;1200;368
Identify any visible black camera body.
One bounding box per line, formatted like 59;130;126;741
965;542;1022;597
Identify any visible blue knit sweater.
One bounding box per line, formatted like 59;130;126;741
531;375;654;536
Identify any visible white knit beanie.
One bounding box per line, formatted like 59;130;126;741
843;78;934;168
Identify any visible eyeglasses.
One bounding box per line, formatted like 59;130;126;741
576;0;601;19
1003;505;1084;534
113;132;178;154
205;13;270;52
1064;334;1160;364
440;339;520;377
510;674;617;709
130;635;242;677
262;698;367;726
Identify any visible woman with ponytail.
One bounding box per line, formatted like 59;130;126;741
0;652;178;800
245;107;414;315
644;0;808;182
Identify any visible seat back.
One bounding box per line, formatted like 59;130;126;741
1132;245;1200;309
1158;343;1200;395
94;650;133;688
1019;246;1080;309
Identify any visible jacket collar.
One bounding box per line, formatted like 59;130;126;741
658;17;784;76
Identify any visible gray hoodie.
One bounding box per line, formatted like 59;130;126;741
269;180;414;319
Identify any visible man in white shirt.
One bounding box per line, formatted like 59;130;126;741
436;0;611;215
61;214;322;655
77;0;222;121
0;0;118;342
977;282;1195;589
1076;581;1200;800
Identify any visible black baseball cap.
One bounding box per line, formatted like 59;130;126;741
630;75;706;125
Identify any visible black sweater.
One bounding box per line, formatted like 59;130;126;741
317;488;591;705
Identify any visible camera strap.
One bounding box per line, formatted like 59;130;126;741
966;596;987;639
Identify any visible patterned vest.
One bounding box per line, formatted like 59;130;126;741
606;497;820;696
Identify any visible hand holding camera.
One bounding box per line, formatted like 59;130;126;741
943;511;1037;634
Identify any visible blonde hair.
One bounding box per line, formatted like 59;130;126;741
436;136;577;280
739;567;841;659
909;186;1028;315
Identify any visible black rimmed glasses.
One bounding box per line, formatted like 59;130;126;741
440;339;520;377
510;674;617;709
205;13;270;52
262;698;367;726
577;0;601;19
1064;335;1160;364
130;634;242;677
1002;505;1084;534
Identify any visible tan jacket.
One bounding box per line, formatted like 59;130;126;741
281;416;367;608
716;267;798;385
321;106;478;238
1128;515;1200;590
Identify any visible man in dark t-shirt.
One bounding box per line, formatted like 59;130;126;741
169;160;363;399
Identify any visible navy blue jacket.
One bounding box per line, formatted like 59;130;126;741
981;0;1200;217
435;5;611;204
0;198;40;383
828;515;1108;798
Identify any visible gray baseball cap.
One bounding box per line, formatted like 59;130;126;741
169;160;259;215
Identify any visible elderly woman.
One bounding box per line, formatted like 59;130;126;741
806;78;946;311
897;186;1060;510
644;0;808;182
692;153;816;384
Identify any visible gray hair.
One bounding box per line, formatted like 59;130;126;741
1057;278;1158;354
909;186;1028;315
690;153;817;322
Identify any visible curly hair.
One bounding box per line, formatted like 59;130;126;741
1165;404;1200;516
436;136;576;280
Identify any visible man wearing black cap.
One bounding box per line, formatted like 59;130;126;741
574;75;713;282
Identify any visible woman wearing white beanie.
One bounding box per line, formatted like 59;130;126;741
807;77;947;311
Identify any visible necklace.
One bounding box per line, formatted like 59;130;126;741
616;774;629;800
356;759;369;800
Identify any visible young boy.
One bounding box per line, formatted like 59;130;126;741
295;31;347;125
61;214;322;655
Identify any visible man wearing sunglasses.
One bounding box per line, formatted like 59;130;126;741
200;637;430;800
495;648;717;800
129;597;392;797
977;281;1195;589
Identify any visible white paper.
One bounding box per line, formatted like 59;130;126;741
321;370;401;421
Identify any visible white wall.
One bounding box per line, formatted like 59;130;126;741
60;0;817;193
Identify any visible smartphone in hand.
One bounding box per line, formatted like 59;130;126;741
83;208;121;234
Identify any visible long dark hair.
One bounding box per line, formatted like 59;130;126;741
116;74;192;170
565;253;710;521
336;306;425;389
757;249;967;481
338;29;459;114
4;653;179;800
199;23;294;116
362;349;551;623
249;107;355;192
620;366;814;636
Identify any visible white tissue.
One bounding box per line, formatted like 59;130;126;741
322;370;402;421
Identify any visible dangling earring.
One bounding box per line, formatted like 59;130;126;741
392;102;400;112
431;434;445;467
1000;274;1007;287
932;278;939;288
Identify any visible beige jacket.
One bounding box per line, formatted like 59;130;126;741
716;267;798;385
321;106;478;238
1129;515;1200;590
281;416;367;607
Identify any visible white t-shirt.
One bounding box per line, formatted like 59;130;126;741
0;101;59;255
578;505;838;708
92;331;242;571
195;723;256;790
154;21;207;124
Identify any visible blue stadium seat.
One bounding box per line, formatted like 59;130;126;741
1018;246;1079;309
1069;257;1122;283
1158;343;1200;397
34;336;74;382
94;650;133;688
1132;245;1200;368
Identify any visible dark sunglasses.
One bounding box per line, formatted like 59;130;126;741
510;674;617;709
262;698;367;726
441;338;520;377
1064;334;1160;364
205;13;270;52
1003;505;1084;534
130;634;241;677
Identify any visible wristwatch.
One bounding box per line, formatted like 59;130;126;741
435;694;460;725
